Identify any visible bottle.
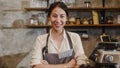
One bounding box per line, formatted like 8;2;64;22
76;18;80;24
89;18;93;24
84;0;91;8
92;10;99;24
29;14;39;25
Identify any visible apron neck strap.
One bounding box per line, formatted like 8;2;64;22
66;31;73;49
42;34;49;53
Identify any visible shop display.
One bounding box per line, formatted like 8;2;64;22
24;0;120;27
30;0;47;8
38;12;47;25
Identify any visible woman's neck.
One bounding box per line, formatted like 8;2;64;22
51;28;64;36
51;28;64;49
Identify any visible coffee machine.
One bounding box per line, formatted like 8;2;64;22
89;42;120;68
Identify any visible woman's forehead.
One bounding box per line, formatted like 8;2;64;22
51;7;66;15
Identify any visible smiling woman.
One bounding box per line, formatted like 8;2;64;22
30;1;89;68
48;6;67;33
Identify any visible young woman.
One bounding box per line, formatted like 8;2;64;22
30;2;89;68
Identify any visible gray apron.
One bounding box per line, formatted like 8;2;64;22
42;31;75;64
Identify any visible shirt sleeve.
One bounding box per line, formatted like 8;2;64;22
30;36;44;66
72;33;88;65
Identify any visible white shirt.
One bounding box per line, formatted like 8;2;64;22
30;29;88;66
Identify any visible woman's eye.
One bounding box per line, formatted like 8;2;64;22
52;15;57;18
60;16;64;18
51;14;66;19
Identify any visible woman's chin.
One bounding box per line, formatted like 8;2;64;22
54;27;62;31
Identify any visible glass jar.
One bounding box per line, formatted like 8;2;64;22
84;1;91;8
106;16;113;24
29;14;39;25
40;0;47;8
82;18;89;24
30;0;37;7
76;18;81;24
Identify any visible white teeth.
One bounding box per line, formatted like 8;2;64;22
55;22;62;25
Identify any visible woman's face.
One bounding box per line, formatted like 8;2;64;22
49;7;67;31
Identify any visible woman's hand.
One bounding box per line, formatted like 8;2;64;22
66;59;76;68
33;59;77;68
41;60;49;64
74;65;79;68
32;60;48;68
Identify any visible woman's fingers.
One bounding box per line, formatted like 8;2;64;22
41;60;48;64
66;59;76;68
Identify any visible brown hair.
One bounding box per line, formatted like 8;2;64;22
47;1;68;17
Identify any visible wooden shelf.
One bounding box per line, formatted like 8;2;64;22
24;7;120;28
24;7;47;11
66;24;120;27
0;27;25;29
25;24;51;28
24;7;120;11
25;24;120;28
68;7;120;10
65;24;120;27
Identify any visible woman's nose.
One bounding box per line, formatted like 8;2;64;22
56;17;61;22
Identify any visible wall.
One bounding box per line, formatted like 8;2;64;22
0;0;120;68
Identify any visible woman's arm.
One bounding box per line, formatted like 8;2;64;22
72;33;89;66
33;59;76;68
33;64;67;68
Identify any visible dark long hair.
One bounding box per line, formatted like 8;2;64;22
47;1;68;17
